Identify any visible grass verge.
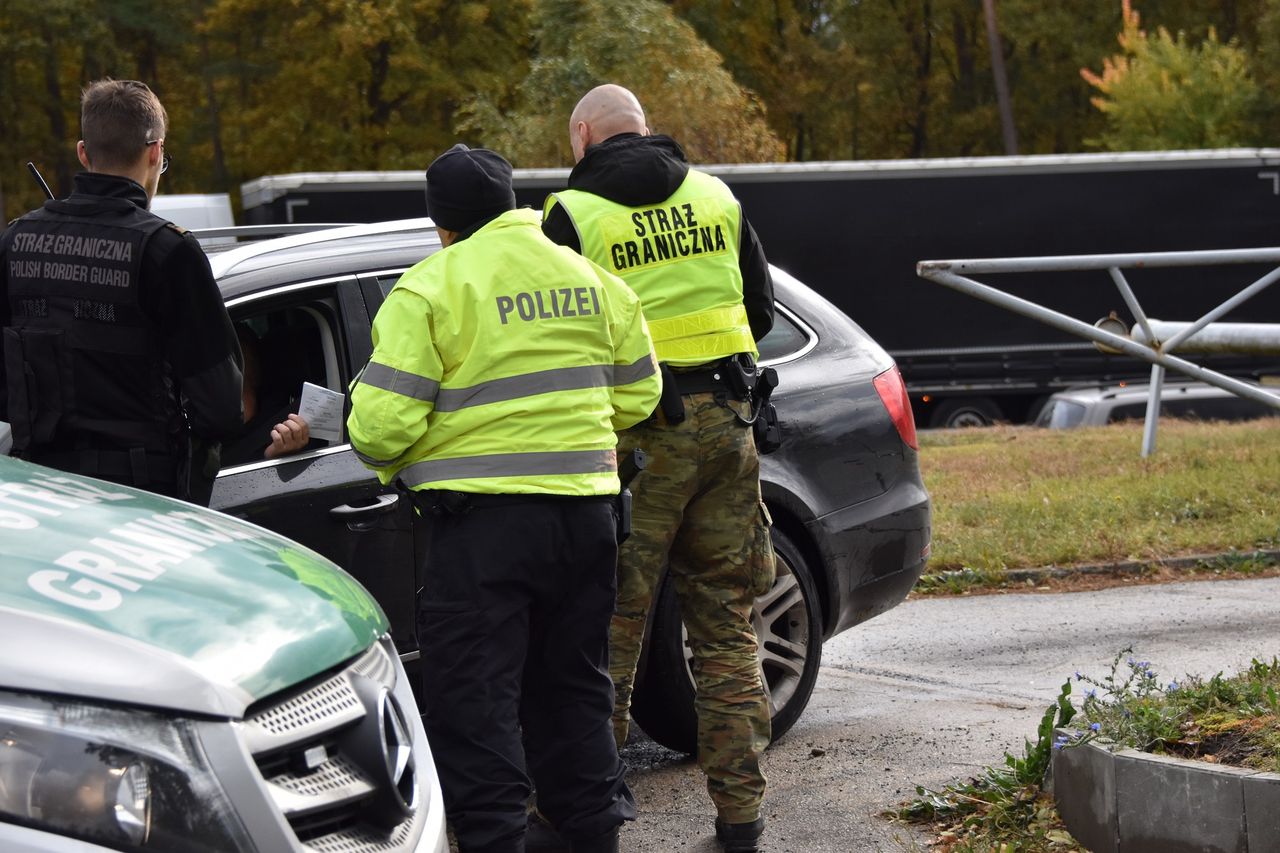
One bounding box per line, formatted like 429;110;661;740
1074;651;1280;771
917;418;1280;592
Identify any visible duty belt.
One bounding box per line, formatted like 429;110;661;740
668;360;751;399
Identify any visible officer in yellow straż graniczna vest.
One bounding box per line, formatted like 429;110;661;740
543;84;777;853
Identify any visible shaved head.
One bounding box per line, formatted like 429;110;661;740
569;84;648;163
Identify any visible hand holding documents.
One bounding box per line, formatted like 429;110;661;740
297;382;345;443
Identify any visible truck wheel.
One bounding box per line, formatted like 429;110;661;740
930;397;1002;428
629;529;823;754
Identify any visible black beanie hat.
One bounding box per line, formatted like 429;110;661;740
425;143;517;233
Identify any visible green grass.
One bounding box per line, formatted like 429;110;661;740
919;418;1280;575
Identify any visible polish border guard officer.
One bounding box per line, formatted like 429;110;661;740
348;144;662;853
0;78;243;504
543;84;777;853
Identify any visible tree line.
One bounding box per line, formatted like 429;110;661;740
2;0;1277;220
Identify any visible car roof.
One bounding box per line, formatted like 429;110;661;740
208;218;811;311
1051;381;1250;404
210;219;441;300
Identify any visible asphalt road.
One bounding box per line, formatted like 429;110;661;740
618;575;1280;852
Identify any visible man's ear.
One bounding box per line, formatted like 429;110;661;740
571;121;591;163
76;141;91;170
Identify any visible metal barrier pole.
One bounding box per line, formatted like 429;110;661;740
1109;267;1157;344
917;248;1280;456
920;267;1280;411
1142;365;1165;458
1162;265;1280;351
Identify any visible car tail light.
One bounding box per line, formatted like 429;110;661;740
873;364;919;450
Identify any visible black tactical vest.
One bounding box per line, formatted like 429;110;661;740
2;197;181;484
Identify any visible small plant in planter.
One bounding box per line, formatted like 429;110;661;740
891;651;1280;851
1073;648;1280;770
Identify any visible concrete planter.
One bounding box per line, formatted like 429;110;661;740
1051;729;1280;852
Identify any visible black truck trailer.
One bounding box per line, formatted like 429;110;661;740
240;148;1280;426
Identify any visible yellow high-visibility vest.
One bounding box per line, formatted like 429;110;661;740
347;208;660;495
546;169;756;366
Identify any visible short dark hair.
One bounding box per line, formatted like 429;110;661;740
80;79;168;171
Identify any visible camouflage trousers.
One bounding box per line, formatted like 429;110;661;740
610;393;774;823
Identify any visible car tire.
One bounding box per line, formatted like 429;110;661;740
929;396;1002;428
630;528;823;754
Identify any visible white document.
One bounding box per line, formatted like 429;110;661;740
297;382;345;443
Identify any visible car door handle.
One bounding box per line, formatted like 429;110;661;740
329;492;400;521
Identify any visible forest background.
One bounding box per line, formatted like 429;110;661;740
3;0;1279;220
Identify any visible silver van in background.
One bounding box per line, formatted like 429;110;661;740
1036;381;1280;429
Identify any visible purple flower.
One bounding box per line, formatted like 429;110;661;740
1168;680;1180;692
1090;722;1101;732
1086;688;1097;699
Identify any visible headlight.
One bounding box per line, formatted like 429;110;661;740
0;690;253;852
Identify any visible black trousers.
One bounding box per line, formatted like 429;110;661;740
414;493;637;853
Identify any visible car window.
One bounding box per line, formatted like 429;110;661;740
221;288;346;469
757;310;809;362
376;273;404;298
1040;399;1087;428
1164;395;1274;421
1108;402;1146;422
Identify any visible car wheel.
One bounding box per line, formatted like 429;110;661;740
929;396;1002;428
630;528;823;754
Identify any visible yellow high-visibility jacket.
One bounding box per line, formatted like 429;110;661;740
347;208;660;496
545;169;755;366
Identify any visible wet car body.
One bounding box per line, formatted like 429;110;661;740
206;219;931;744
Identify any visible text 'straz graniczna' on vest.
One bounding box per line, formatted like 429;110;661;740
600;200;730;273
7;231;138;290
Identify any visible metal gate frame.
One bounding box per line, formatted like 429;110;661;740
916;248;1280;456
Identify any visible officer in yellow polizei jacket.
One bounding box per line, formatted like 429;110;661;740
347;144;660;853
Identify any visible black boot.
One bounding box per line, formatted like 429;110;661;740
715;816;764;852
525;812;570;853
571;827;620;853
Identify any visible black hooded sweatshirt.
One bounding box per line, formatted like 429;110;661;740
542;133;774;342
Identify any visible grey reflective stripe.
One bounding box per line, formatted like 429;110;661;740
435;357;657;413
354;447;398;468
398;449;617;487
360;361;440;403
613;353;657;386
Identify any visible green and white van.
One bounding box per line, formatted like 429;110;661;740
0;456;447;852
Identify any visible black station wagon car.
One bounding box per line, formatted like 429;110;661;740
206;219;931;752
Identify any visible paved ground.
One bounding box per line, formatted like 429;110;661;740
618;574;1280;852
